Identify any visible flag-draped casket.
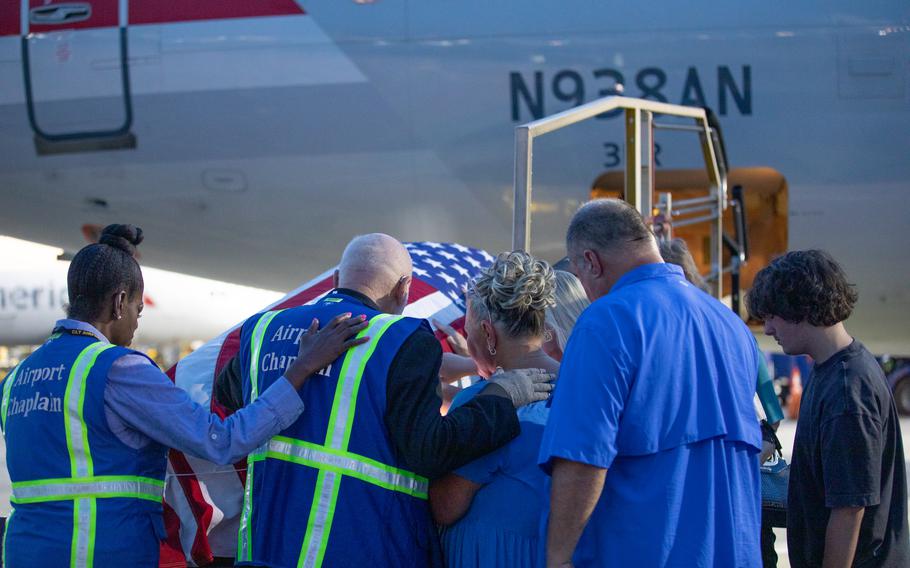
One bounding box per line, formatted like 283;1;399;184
159;242;493;567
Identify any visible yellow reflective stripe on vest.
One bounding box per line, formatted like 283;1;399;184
2;509;12;568
298;314;404;568
1;364;20;433
251;436;428;499
237;312;419;567
63;341;116;568
324;314;398;448
237;309;285;562
64;342;116;479
11;475;165;504
249;309;286;403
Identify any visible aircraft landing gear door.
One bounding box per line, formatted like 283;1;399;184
22;0;135;154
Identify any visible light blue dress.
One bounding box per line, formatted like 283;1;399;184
441;382;549;568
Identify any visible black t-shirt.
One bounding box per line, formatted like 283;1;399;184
788;340;909;567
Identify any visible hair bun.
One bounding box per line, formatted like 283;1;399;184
480;251;556;314
470;251;555;337
99;224;143;257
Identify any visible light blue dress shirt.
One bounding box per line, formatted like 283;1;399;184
55;319;304;465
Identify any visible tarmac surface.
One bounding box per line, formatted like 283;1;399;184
0;418;907;565
771;418;910;567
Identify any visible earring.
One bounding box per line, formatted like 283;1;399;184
488;345;496;356
117;315;122;320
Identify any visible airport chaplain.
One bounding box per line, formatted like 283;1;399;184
0;224;365;567
234;233;554;568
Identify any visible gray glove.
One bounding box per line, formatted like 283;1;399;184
488;368;557;408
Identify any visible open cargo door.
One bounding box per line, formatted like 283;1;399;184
592;166;788;312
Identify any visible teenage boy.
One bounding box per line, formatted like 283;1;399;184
748;250;908;568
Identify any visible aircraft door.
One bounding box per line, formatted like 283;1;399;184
22;0;134;153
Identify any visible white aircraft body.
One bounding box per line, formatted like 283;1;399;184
0;1;908;352
0;260;282;346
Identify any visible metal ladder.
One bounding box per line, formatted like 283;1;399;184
511;95;744;301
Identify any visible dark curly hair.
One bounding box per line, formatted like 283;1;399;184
747;250;857;326
67;224;144;321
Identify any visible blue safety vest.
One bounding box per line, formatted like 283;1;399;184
236;291;438;568
0;330;167;568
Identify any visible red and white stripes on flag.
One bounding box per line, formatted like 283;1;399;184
159;242;491;567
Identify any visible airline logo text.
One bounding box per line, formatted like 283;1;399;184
0;286;68;312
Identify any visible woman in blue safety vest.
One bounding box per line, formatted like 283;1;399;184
0;224;368;568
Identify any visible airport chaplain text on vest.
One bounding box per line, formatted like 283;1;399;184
1;329;168;568
236;293;435;568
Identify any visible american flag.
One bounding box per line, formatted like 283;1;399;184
159;242;493;567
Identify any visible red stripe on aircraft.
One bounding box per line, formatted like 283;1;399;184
0;1;20;36
130;0;305;26
2;0;305;37
28;0;118;34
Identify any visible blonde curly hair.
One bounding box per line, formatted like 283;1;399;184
469;251;556;338
545;270;590;350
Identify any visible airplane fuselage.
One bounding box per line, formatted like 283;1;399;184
1;1;908;352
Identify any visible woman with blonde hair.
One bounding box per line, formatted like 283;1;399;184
429;251;559;567
542;270;590;361
439;269;588;375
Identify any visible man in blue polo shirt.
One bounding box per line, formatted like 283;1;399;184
539;199;762;567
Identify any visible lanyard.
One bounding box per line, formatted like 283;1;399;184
51;327;102;341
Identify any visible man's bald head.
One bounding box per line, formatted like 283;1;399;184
335;233;413;314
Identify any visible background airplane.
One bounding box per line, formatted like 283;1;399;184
0;237;282;351
0;1;908;355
